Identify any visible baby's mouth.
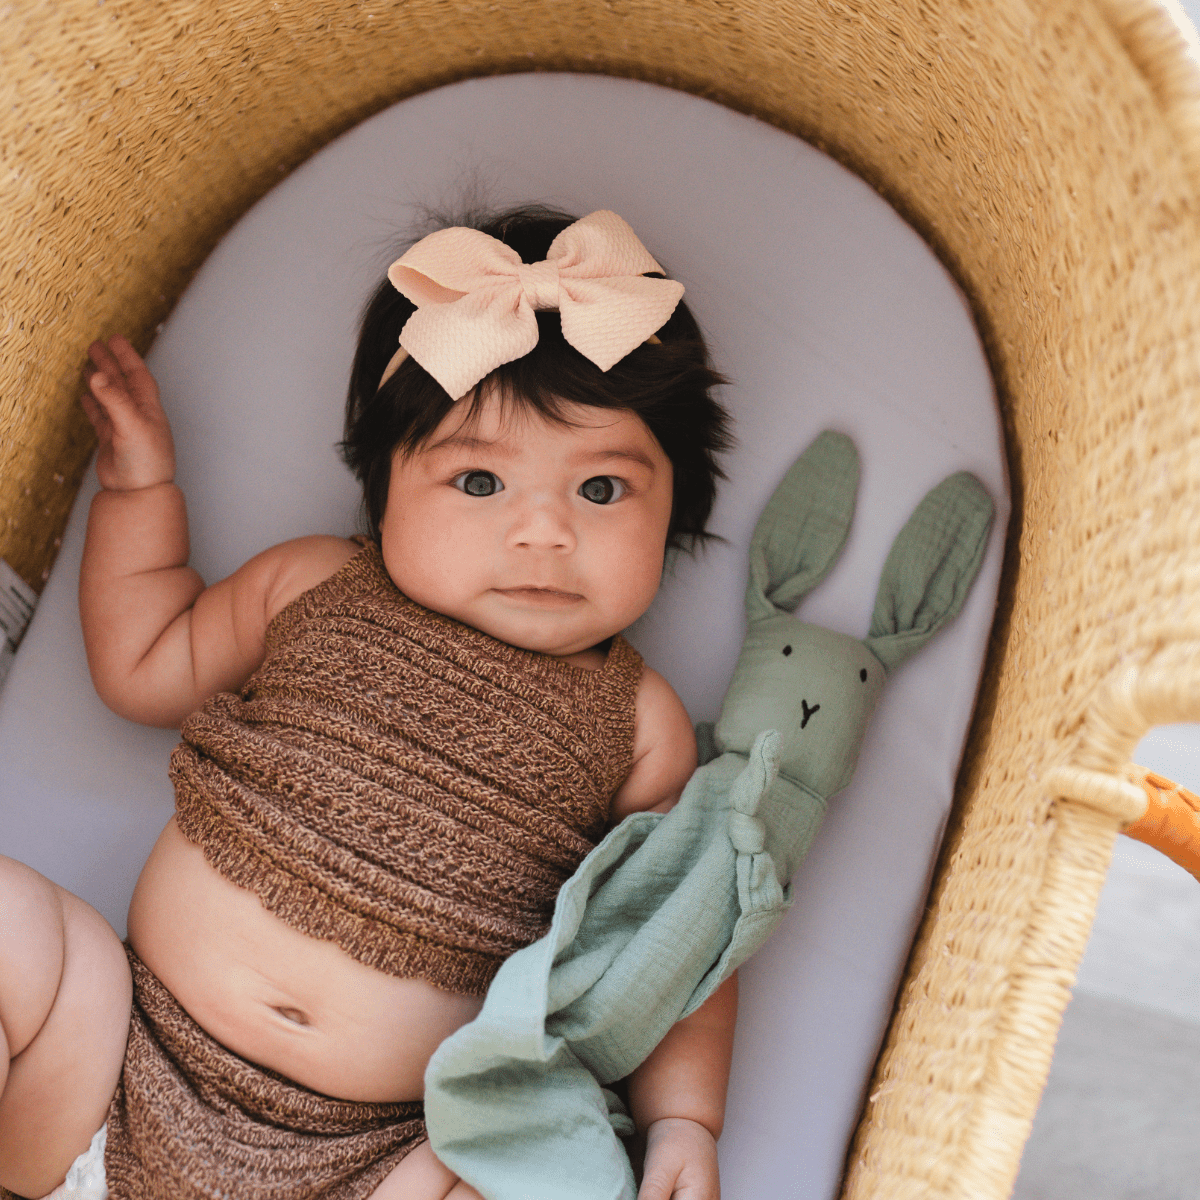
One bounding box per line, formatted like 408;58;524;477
493;586;584;606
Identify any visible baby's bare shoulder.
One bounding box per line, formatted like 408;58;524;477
633;664;690;726
257;535;360;624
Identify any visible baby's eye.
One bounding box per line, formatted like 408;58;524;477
453;470;504;497
578;476;626;505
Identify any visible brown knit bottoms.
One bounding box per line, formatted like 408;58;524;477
104;947;426;1199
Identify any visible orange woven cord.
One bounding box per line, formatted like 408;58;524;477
1122;764;1200;882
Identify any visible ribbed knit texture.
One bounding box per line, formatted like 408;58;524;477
104;946;426;1200
171;542;642;996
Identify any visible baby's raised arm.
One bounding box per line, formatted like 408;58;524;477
79;337;354;727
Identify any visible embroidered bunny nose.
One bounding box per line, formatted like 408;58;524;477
517;260;561;310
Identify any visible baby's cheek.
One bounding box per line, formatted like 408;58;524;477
604;534;667;623
381;518;455;604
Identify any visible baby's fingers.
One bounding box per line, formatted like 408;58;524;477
84;365;147;439
85;344;136;420
87;337;160;414
78;386;112;437
639;1164;719;1200
105;335;161;410
86;338;127;391
638;1120;720;1200
638;1164;684;1200
82;338;176;490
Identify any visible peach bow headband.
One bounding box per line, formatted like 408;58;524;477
377;210;685;399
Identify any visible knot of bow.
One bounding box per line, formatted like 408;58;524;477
385;210;685;399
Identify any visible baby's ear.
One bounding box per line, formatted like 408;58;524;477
864;471;994;673
746;430;859;623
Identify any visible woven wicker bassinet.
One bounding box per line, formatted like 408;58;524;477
4;0;1200;1196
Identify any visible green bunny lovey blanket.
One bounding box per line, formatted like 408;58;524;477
423;430;994;1199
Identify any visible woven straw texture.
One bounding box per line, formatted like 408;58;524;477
3;1;1200;1197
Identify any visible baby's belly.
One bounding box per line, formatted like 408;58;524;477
126;816;483;1103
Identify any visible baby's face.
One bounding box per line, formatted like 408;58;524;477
379;391;674;657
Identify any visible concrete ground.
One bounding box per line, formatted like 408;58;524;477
1012;724;1200;1199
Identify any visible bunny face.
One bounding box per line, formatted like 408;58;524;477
713;614;886;800
711;429;991;823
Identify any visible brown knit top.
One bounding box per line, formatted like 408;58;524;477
170;541;643;996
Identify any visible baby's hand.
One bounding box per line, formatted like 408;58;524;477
638;1117;720;1200
81;335;176;491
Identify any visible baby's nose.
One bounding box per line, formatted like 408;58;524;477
508;497;576;551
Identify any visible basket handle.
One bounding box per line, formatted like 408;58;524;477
1121;763;1200;882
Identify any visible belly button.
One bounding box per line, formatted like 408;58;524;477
274;1005;311;1026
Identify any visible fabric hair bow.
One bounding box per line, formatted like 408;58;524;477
378;210;685;399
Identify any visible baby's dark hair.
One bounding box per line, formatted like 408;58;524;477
341;204;732;551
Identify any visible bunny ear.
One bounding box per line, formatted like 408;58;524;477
864;471;994;673
746;430;859;623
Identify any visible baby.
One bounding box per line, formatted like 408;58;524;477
0;207;736;1200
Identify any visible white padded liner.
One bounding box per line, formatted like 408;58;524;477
0;75;1008;1200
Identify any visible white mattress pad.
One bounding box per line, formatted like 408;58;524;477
0;73;1008;1199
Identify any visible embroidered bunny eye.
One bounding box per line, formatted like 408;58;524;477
860;668;868;681
782;645;793;656
579;476;626;504
454;470;503;496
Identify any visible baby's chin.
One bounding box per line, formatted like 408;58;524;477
462;595;620;659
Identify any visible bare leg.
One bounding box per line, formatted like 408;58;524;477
0;857;131;1198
